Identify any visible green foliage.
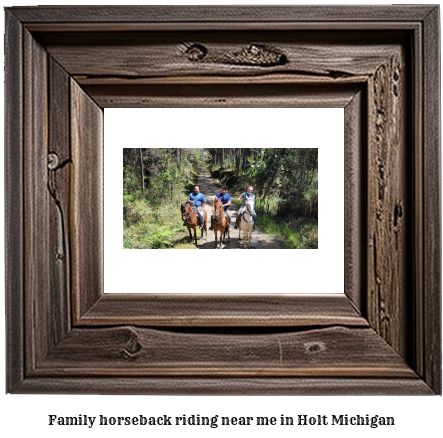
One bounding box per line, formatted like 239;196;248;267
123;166;142;194
123;147;318;249
209;148;318;221
233;197;317;249
123;148;208;249
123;199;183;249
256;214;318;249
123;191;151;227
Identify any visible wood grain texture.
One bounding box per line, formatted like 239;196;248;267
5;10;24;393
80;294;367;327
344;90;366;314
38;326;415;377
366;50;409;358
42;32;402;80
13;376;434;396
4;5;441;394
411;18;425;383
70;81;104;321
23;29;50;372
8;5;436;23
48;58;72;346
83;83;360;108
422;6;441;394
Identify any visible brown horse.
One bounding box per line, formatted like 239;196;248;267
212;197;230;249
181;202;207;246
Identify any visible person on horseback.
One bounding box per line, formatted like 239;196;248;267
234;185;257;230
209;185;231;231
184;185;206;229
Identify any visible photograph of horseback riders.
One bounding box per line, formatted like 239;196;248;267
123;148;318;249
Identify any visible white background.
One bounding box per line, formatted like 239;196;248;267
106;108;344;294
1;1;442;438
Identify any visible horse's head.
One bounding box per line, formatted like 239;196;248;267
181;202;188;220
246;202;252;213
213;197;222;211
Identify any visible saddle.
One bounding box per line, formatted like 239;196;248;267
214;211;227;225
185;206;201;225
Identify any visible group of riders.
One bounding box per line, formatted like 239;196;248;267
184;184;257;230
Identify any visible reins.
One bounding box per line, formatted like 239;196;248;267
213;210;225;224
213;200;226;225
241;207;253;225
185;205;197;224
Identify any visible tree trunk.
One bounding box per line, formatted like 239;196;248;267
139;148;145;192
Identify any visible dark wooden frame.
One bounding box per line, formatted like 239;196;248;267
5;6;440;394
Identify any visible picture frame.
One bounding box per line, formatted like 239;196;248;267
5;5;440;394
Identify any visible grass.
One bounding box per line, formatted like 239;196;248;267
256;215;318;249
124;222;181;249
123;189;210;249
123;168;318;250
231;199;318;249
171;243;198;249
123;195;186;249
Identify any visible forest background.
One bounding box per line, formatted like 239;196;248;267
123;148;318;249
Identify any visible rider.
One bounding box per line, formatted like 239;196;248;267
234;185;256;230
209;185;231;231
185;185;206;229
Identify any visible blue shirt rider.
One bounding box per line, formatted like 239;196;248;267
209;186;231;230
188;191;206;207
185;185;206;229
235;185;256;230
216;191;232;210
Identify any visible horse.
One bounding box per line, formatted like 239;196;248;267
212;197;230;249
181;202;207;246
238;202;254;248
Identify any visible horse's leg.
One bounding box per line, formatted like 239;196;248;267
218;229;222;249
201;213;206;241
193;227;198;246
214;230;218;249
188;227;193;245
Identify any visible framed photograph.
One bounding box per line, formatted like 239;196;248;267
5;5;440;394
109;108;340;295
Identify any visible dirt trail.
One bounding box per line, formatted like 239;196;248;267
193;169;285;249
